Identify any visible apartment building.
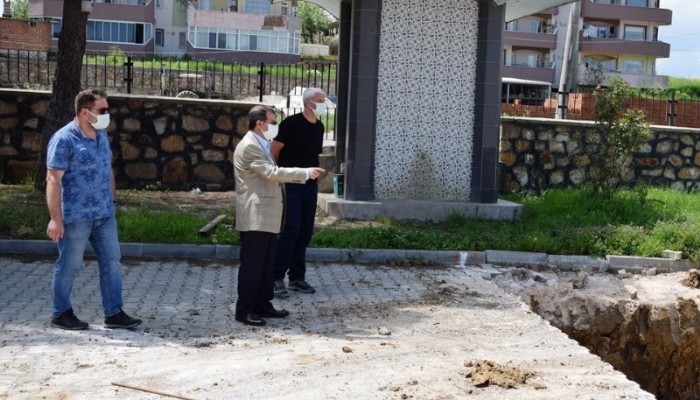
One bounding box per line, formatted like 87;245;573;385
502;0;672;102
27;0;302;63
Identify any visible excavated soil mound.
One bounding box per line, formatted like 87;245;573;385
464;360;538;389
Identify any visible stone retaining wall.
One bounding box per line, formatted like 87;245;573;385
500;117;700;193
0;89;335;192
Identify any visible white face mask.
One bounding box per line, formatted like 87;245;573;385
312;101;326;117
89;111;110;130
263;123;278;141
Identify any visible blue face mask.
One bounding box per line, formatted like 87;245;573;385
313;101;326;117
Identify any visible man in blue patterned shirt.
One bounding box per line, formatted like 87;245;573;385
45;89;141;330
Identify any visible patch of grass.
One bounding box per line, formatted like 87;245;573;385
4;185;700;262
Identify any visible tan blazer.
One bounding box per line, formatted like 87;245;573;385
234;131;308;233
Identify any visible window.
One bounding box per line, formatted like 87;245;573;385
156;29;164;46
626;0;647;6
622;60;643;74
624;25;646;41
156;0;163;7
245;0;271;14
529;21;539;33
56;19;153;44
188;27;300;55
197;0;211;10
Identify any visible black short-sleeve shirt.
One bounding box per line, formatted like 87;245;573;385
275;112;324;168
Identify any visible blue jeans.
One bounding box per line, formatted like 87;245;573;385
52;215;123;317
274;181;318;282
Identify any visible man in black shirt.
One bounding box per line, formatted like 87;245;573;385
271;87;326;297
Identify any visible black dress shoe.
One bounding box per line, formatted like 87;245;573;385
255;307;290;319
235;313;266;326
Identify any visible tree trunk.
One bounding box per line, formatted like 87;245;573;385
34;0;88;191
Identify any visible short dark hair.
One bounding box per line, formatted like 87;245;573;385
248;105;275;130
75;89;108;115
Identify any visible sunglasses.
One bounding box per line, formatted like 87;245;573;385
90;107;109;115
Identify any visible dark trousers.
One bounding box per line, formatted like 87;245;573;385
274;181;318;282
236;231;277;316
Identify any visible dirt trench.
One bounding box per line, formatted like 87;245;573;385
503;269;700;400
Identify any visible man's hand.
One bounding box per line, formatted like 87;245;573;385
47;219;64;242
307;167;325;180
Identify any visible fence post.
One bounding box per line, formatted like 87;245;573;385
124;56;133;94
667;90;677;126
258;62;265;102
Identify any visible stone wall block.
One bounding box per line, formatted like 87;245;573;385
681;135;694;146
183;115;209;133
515;139;530;152
679;167;700;180
0;147;18;156
125;163;158;180
522;129;535;141
668;154;683;168
123;118;141;132
194;164;225;182
638;157;659;167
0;118;19;130
144;148;158;159
681;147;693;157
694;152;700;166
0;101;17;115
215;114;233;131
202;149;225;162
186;135;202;144
161;135;185;153
212;133;230;148
549;141;565;153
663;168;676;180
499;152;516;167
236;116;248;134
163;158;189;183
21;131;41;152
23;118;39;129
153;117;168;135
656;140;674;154
120;142;141;160
549;170;564;185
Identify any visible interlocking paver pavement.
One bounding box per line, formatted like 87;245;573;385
0;255;653;399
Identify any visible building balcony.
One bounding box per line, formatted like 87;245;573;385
502;65;555;83
577;65;669;88
31;0;154;22
187;5;301;31
503;30;557;50
579;35;670;58
581;0;672;25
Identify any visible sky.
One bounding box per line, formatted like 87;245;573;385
656;0;700;79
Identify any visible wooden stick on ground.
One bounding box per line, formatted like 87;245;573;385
111;381;199;400
198;214;227;237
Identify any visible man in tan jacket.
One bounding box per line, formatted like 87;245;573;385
233;105;324;326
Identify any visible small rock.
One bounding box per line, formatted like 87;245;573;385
342;346;353;353
378;326;391;336
624;285;638;300
570;272;589;289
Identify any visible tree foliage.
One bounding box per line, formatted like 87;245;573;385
34;0;88;191
583;77;652;198
297;1;331;43
10;0;29;20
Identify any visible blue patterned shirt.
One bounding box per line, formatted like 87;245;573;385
47;120;115;223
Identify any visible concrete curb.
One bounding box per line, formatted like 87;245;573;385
0;240;697;272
